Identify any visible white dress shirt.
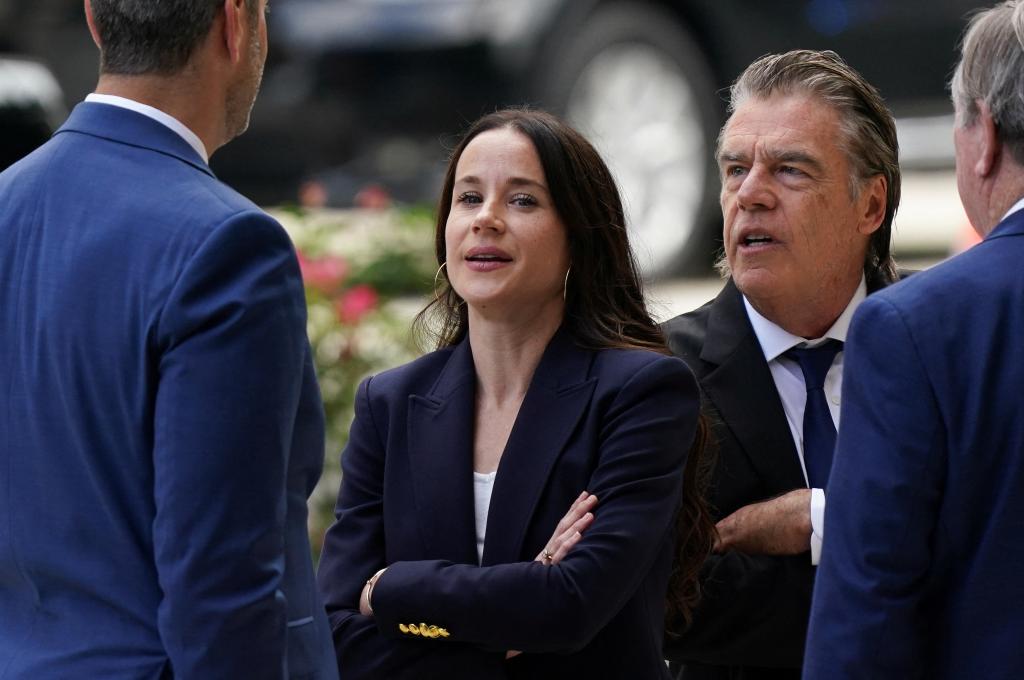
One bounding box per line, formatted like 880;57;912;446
742;277;867;565
85;93;209;163
473;470;497;564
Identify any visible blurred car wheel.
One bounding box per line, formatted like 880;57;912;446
541;2;722;277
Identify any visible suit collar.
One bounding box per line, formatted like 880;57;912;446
84;93;209;163
55;102;214;178
701;279;751;366
988;204;1024;241
701;280;807;492
406;327;597;564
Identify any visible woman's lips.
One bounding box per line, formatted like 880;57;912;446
465;247;512;271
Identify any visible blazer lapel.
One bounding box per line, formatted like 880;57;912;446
407;339;479;564
482;329;597;565
700;280;806;492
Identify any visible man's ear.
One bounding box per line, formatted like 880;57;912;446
221;0;247;65
84;0;102;49
974;99;1000;178
856;174;887;236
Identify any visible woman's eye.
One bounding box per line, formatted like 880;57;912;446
510;193;537;207
456;192;482;204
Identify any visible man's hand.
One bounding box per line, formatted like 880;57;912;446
714;488;812;555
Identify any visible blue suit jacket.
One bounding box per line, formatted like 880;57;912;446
0;103;337;679
316;329;699;679
803;210;1024;679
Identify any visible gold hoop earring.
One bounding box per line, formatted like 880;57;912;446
433;262;448;306
563;265;571;301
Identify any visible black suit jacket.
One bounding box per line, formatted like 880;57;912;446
662;279;812;680
661;275;898;680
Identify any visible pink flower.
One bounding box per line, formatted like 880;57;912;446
334;284;379;325
297;251;348;294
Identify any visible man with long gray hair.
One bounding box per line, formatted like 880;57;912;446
0;1;337;678
804;2;1024;677
663;49;900;679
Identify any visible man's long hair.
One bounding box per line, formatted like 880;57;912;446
722;50;901;289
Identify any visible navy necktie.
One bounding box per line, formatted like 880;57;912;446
785;340;843;489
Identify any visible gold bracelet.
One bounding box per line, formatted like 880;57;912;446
364;568;387;616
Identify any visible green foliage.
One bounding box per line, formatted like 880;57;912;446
275;207;434;559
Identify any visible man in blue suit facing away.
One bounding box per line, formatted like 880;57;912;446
0;1;337;678
804;2;1024;678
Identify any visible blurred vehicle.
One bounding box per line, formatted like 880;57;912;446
0;0;982;275
0;55;65;170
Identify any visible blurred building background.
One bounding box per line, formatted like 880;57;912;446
1;0;987;278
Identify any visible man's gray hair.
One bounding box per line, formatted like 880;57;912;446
952;1;1024;165
721;49;901;288
90;0;259;75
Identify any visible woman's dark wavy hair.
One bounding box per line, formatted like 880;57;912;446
414;107;664;352
413;107;715;628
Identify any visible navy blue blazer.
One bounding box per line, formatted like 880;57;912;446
0;103;336;679
804;209;1024;679
317;329;699;679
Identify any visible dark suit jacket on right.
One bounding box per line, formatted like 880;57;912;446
661;279;819;680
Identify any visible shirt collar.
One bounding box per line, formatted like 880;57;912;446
1001;195;1024;223
743;276;867;363
84;93;209;163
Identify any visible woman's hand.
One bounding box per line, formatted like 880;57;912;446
507;493;599;660
536;491;598;566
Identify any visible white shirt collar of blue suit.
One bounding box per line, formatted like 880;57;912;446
85;92;209;163
1002;195;1024;223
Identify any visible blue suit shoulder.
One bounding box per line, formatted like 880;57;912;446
860;228;1024;328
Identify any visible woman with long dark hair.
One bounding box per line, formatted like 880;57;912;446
317;108;713;679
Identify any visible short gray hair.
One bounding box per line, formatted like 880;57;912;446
90;0;259;75
951;1;1024;165
722;50;901;288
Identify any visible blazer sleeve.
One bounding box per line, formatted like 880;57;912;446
316;377;509;680
803;296;945;679
369;356;698;653
151;212;305;680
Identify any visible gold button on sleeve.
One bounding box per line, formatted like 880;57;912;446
398;623;409;634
